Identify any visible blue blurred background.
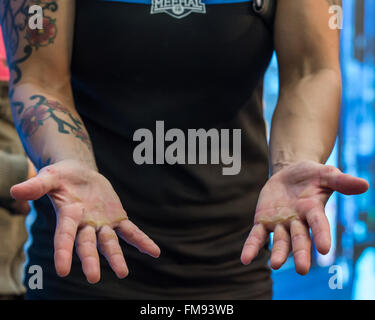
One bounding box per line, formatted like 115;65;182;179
264;0;375;300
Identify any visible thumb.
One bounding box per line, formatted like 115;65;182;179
10;168;59;200
320;166;369;195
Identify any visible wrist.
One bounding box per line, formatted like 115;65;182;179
55;158;99;172
270;149;325;176
38;146;98;172
270;162;293;176
271;158;323;176
38;156;98;173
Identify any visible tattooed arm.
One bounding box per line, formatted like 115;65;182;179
1;0;95;170
0;0;160;284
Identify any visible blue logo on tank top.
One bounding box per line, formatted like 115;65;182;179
151;0;206;19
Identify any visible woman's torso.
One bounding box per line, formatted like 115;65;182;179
26;0;275;299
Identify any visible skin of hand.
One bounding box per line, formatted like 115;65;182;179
10;159;161;283
240;0;356;275
2;1;161;284
241;160;369;275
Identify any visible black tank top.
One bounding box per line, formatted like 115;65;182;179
26;0;275;299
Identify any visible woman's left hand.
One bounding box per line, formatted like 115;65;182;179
240;160;369;275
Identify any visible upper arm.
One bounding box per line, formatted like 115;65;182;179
0;0;75;93
274;0;341;87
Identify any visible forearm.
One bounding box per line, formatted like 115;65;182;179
10;82;97;171
269;68;341;175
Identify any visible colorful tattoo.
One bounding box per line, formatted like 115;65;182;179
25;15;57;49
1;2;93;163
0;0;58;85
19;95;92;150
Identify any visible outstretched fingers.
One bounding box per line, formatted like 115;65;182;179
98;226;128;279
241;223;267;265
290;220;311;275
54;213;79;278
305;203;331;255
76;225;101;283
270;224;291;270
116;219;161;258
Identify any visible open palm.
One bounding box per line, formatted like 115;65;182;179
10;160;160;283
241;160;369;274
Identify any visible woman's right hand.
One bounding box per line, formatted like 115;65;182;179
10;159;160;283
